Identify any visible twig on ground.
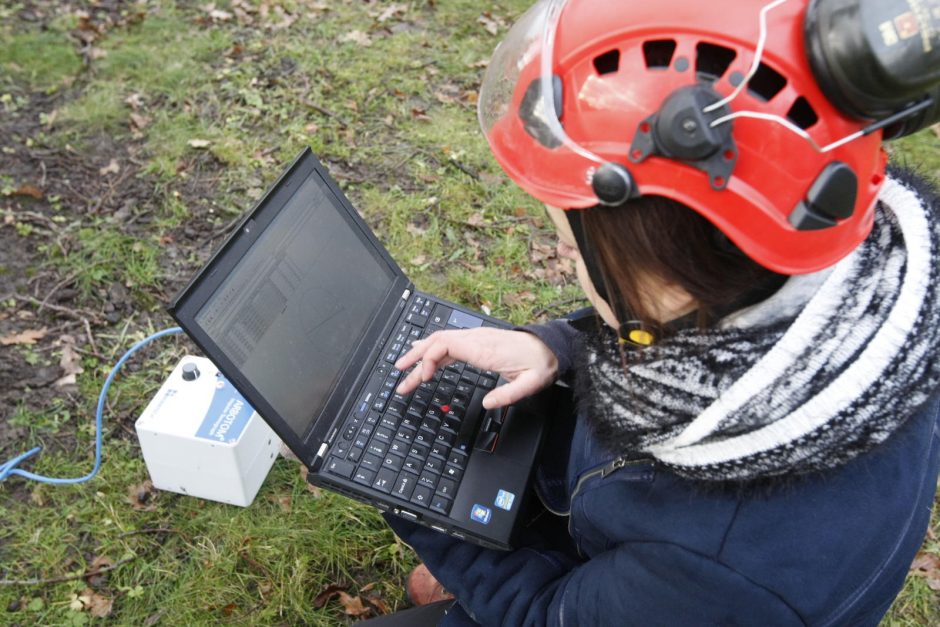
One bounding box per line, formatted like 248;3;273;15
297;97;350;128
83;318;100;356
39;270;80;312
532;297;588;320
0;556;137;586
117;527;183;540
445;158;480;181
12;294;104;324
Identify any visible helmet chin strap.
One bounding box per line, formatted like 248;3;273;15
564;209;630;326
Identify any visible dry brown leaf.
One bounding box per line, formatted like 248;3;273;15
504;291;536;307
910;551;940;591
466;212;486;227
339;30;372;46
409;255;427;266
130;113;151;130
932;123;940;139
13;184;44;200
411;107;430;121
313;584;347;609
1;327;49;346
376;3;407;23
406;222;427;237
365;594;391;615
99;159;120;176
124;93;145;110
478;12;504;36
127;479;156;510
338;591;370;617
56;334;84;387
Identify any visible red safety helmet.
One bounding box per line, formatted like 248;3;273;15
478;0;889;274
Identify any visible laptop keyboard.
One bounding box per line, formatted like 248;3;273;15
323;295;500;516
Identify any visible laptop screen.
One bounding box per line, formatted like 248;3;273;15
194;171;396;439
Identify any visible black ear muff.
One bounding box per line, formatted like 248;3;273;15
805;0;940;138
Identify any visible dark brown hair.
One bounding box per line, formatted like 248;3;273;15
581;195;785;331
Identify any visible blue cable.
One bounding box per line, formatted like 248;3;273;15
0;326;184;484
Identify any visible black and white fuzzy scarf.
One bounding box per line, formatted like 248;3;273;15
578;171;940;482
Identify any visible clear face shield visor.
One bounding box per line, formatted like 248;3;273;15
478;0;610;208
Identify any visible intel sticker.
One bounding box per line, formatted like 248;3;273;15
495;489;515;511
470;504;492;525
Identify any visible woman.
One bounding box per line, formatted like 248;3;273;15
380;0;940;624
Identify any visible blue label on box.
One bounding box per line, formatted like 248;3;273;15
194;378;253;444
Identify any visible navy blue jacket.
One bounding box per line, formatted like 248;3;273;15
386;318;940;626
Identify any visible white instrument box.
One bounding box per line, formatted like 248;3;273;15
135;356;281;506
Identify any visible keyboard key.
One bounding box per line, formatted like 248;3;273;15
349;446;364;463
402;456;423;474
424;456;443;475
436;431;456;447
414;430;433;447
409;442;430;459
354;468;376;486
380;415;400;431
373;426;394;444
430;441;450;459
430;304;452;326
459;372;480;386
479;376;497;390
360;453;383;472
420;416;442;433
440;417;460;434
396;427;416;444
383;453;405;472
455;382;474;397
418;472;439;490
435;477;457;498
411;485;433;507
388;439;409;457
393;473;417;500
430;494;453;515
373;468;397;493
448;450;468;469
443;464;464;482
367;441;388;458
334;439;350;457
441;370;460;385
326;457;355;478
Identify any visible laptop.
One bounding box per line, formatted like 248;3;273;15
168;148;548;550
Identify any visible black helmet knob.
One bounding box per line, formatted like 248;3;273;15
592;162;634;206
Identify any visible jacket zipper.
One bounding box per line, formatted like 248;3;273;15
567;456;651;554
556;455;650;626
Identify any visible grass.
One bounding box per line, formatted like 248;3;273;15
0;0;937;624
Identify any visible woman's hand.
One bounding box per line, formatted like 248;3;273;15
394;328;559;410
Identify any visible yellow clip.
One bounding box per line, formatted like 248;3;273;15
618;328;655;347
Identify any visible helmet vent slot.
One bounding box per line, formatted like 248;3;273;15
593;49;621;75
695;43;736;83
642;40;677;70
747;63;787;102
787;96;819;130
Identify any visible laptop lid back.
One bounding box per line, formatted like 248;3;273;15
170;149;410;461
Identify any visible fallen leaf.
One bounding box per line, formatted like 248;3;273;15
188;139;211;149
338;591;370;617
127;479;156;510
478;13;502;36
339;30;372;47
313;584;347;609
124;93;145;110
466;212;486;227
1;327;49;346
504;291;536;307
130;113;151;130
411;107;430;121
99;159;121;176
409;255;427;266
467;59;490;69
376;3;407;22
406;222;427;237
85;555;114;587
365;594;391;615
55;334;84;387
910;551;940;591
932;123;940;139
13;184;43;200
206;6;233;22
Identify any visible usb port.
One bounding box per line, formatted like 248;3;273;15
430;525;447;534
451;531;465;540
399;509;419;521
